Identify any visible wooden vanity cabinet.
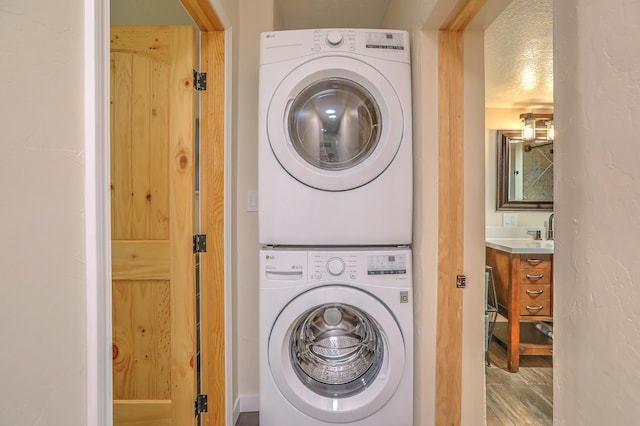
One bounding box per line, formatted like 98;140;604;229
486;246;553;372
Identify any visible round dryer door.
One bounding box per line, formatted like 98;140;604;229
268;285;406;423
267;56;405;191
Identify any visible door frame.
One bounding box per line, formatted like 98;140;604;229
435;0;491;424
83;0;230;424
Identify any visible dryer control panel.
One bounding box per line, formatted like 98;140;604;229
260;28;410;65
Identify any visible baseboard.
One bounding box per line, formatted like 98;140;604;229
233;393;259;423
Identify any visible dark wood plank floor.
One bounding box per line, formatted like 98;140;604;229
486;338;553;425
235;411;258;426
235;339;552;426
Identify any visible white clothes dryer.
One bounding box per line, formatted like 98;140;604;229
258;29;413;246
259;247;413;426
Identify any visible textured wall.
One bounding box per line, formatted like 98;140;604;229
0;0;86;424
555;0;640;422
485;0;553;108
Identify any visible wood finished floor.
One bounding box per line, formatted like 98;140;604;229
234;340;552;426
486;339;553;425
235;411;258;426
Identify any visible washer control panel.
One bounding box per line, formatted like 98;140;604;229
261;248;411;284
308;249;410;282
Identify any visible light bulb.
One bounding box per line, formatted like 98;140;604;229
522;113;536;141
546;120;555;141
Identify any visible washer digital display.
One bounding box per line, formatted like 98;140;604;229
367;254;407;275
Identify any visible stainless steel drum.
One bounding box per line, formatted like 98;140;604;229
290;304;384;398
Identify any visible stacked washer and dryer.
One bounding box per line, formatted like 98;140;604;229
258;28;414;425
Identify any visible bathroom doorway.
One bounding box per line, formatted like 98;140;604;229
483;0;555;423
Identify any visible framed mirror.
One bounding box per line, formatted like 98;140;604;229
496;129;553;211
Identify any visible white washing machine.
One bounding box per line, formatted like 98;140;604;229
259;247;413;425
258;29;413;246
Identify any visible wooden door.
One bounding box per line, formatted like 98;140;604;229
110;26;196;426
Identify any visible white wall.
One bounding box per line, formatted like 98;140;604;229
555;0;640;422
0;1;87;424
111;0;195;26
463;30;491;426
408;29;440;426
233;0;274;411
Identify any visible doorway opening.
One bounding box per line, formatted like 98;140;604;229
483;0;554;423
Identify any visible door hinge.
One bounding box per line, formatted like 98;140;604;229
193;234;207;253
194;394;208;416
456;274;467;288
193;70;207;91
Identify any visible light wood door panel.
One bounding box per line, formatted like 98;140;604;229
112;280;171;400
111;25;196;426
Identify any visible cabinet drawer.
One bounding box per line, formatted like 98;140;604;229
519;299;552;316
519;268;551;284
520;255;552;269
520;284;551;301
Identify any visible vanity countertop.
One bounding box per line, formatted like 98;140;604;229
485;238;554;254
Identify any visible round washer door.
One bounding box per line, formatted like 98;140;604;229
267;56;404;191
268;285;406;423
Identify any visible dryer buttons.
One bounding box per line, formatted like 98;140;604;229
326;257;346;276
326;31;344;47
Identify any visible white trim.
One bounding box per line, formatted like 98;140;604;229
234;393;260;419
224;26;235;426
84;0;112;425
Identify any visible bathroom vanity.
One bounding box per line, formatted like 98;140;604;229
485;239;554;372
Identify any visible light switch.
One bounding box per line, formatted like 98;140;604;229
503;212;517;227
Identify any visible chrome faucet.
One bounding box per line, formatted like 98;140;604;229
527;229;542;240
547;213;555;240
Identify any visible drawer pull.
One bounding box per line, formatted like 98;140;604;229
526;274;544;280
526;289;545;295
526;305;544;311
526;259;544;265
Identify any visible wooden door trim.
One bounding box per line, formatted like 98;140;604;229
436;0;486;424
178;1;226;425
180;0;224;31
198;30;226;426
436;29;465;425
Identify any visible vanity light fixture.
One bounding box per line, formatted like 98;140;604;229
519;112;554;143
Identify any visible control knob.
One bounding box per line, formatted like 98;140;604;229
326;257;345;276
326;31;343;46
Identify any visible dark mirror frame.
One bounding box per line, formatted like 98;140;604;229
496;129;554;211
